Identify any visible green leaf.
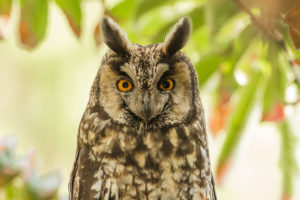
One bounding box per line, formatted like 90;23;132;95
55;0;82;37
195;54;223;86
217;70;262;171
151;5;205;43
195;23;258;87
261;41;288;121
0;0;11;14
135;0;174;19
206;0;239;35
223;24;258;75
267;41;287;102
19;0;48;48
110;0;136;22
230;24;257;63
277;121;298;197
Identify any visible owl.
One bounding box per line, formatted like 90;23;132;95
69;16;217;200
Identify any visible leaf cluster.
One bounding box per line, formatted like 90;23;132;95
0;136;61;200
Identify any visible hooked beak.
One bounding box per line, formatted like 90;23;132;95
130;91;166;123
142;92;152;122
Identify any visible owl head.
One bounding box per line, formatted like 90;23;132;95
92;16;201;129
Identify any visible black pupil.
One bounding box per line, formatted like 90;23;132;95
122;82;129;88
163;80;170;88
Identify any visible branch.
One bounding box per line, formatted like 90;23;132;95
233;0;300;87
233;0;284;44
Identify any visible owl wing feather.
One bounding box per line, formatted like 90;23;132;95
69;144;116;200
69;145;80;200
69;114;119;200
211;173;217;200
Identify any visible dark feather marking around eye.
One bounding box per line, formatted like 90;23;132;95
158;55;185;78
162;52;199;124
106;58;133;81
117;72;133;81
107;57;127;72
159;69;175;81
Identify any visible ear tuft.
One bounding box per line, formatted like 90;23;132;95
101;17;130;55
162;17;192;55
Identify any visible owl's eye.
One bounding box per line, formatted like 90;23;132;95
117;80;133;92
159;79;175;91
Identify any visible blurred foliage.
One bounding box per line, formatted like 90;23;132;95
0;136;61;200
1;0;300;199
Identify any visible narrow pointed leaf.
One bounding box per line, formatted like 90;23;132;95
229;24;258;71
209;98;231;135
19;0;48;49
55;0;81;37
217;70;262;182
261;79;285;122
261;103;285;122
209;75;236;135
277;121;297;200
261;41;287;122
195;54;223;86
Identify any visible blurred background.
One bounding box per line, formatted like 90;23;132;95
0;0;300;199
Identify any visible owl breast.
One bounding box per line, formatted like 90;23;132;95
78;111;213;200
70;16;217;200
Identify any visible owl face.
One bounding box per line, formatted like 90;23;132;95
99;17;197;128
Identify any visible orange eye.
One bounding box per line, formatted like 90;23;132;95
117;80;133;92
159;79;175;91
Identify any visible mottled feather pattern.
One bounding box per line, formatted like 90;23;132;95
69;16;217;200
75;109;214;199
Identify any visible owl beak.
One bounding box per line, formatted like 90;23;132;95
142;92;152;122
143;104;151;122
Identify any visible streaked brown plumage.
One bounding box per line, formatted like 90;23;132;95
69;16;217;200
